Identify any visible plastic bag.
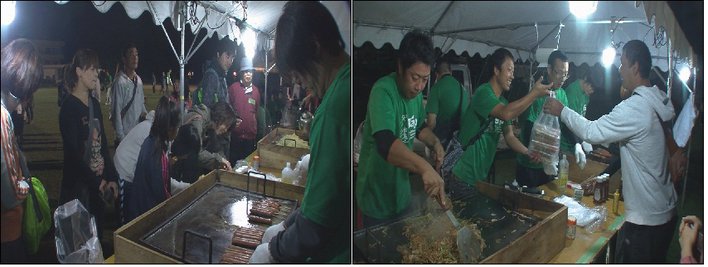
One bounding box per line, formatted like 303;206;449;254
54;199;104;263
353;121;364;165
528;96;561;168
553;195;607;233
23;176;52;255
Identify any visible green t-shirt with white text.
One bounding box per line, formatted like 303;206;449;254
452;83;510;184
356;72;425;220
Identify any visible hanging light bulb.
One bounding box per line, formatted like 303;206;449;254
243;28;257;60
569;1;598;20
679;65;691;83
1;1;16;26
602;47;615;68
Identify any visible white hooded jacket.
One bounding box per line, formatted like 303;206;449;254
559;85;677;226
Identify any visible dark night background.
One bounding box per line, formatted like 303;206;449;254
1;1;275;91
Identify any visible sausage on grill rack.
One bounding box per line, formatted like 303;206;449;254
248;214;273;225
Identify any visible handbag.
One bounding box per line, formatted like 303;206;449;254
440;117;493;179
23;176;51;254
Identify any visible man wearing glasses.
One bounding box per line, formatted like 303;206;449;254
515;50;576;188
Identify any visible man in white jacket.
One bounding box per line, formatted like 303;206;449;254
545;40;677;263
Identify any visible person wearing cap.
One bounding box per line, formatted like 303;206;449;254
228;57;261;163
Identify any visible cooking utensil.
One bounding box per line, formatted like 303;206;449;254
443;205;481;263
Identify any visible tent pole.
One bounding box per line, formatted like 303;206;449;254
680;66;697;209
667;39;672;100
264;46;268;117
179;3;186;120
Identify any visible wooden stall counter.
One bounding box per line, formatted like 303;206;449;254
540;166;625;263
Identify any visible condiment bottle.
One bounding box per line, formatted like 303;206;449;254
612;189;621;214
281;162;293;184
253;155;260;171
567;216;577;240
558;154;569;190
602;174;610;202
593;175;603;205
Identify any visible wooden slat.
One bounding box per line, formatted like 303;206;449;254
475;181;568;263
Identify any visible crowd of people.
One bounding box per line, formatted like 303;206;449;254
354;29;699;264
0;1;701;264
2;1;350;264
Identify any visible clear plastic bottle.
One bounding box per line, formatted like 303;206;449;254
558;154;569;191
281;162;293;184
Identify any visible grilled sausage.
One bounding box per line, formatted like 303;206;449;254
248;215;273;225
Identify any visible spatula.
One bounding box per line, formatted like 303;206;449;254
444;207;481;263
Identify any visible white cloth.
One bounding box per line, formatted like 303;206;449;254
560;85;677;226
249;243;274;263
574;143;586;169
261;222;285;244
581;141;593;153
672;92;696;147
114;111;154;183
170;178;191;195
111;71;147;140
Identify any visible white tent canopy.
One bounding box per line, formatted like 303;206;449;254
90;1;351;54
354;1;696;71
75;0;351;118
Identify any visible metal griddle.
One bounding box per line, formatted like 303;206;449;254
139;183;297;263
353;190;540;263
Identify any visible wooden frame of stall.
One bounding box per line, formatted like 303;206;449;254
113;170;305;263
257;127;310;170
476;181;568;263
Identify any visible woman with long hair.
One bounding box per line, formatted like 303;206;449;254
1;38;43;263
59;49;119;241
124;96;180;222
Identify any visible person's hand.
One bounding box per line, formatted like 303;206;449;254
99;179;119;199
670;149;687;184
581;141;593;154
526;150;542;164
543;97;565;116
219;157;233;171
421;169;446;208
95;158;105;176
430;141;445;173
574;143;587;169
261;222;286;244
543;161;558;176
531;78;553;98
679;216;702;257
249;243;275;263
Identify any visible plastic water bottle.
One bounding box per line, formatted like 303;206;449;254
558;154;569;191
281;162;293;184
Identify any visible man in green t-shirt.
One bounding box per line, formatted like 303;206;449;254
426;58;469;148
449;48;550;200
564;67;604;156
356;30;446;226
516;50;586;187
250;2;350;263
